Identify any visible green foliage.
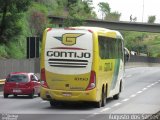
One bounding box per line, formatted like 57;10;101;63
6;39;25;59
123;31;160;57
0;0;32;43
27;2;53;37
98;2;110;15
64;0;95;27
0;0;96;58
64;17;84;27
0;44;8;58
105;11;121;21
146;35;160;57
147;15;156;23
98;2;110;19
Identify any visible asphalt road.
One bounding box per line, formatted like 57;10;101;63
0;67;160;120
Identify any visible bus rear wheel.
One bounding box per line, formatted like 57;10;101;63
113;93;119;100
50;101;61;107
95;89;106;108
95;100;102;108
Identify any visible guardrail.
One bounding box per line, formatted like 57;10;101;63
0;79;5;85
0;79;5;92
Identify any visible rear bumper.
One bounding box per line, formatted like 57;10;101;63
3;87;33;95
40;87;98;102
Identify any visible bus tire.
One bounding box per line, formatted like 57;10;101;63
102;88;106;107
50;101;55;107
50;101;60;107
113;93;119;100
95;88;106;108
95;92;102;108
95;100;102;108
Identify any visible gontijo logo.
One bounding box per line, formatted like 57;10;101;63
55;33;83;46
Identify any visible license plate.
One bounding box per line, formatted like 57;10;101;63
13;89;21;93
62;92;72;96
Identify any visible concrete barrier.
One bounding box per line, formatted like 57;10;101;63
125;62;160;69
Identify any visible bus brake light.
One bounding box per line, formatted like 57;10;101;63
86;71;96;90
40;68;49;88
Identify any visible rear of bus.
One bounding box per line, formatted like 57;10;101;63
40;28;98;103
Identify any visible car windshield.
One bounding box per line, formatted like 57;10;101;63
7;74;28;82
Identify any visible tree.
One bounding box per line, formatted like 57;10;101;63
0;0;32;43
64;0;95;27
147;15;156;23
105;11;121;21
98;2;110;20
28;10;47;36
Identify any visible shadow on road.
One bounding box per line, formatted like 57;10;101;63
43;98;114;111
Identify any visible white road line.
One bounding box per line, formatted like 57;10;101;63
142;88;147;91
154;82;158;84
137;91;142;94
122;98;130;102
100;107;111;112
87;112;99;118
147;85;151;88
85;79;160;120
112;103;121;107
130;94;137;98
151;83;155;86
0;95;3;97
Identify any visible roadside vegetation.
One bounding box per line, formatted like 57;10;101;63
0;0;159;58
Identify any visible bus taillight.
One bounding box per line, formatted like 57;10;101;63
86;71;96;90
40;68;49;88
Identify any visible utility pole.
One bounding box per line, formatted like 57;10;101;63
142;0;144;22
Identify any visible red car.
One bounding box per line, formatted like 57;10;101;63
3;72;40;98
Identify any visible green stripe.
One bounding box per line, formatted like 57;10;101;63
110;59;120;90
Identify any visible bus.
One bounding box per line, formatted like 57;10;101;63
40;26;124;108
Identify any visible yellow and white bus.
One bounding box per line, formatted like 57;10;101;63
40;26;124;108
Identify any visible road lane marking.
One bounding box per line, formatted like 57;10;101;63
142;87;147;91
147;85;151;88
137;91;142;94
87;112;100;118
83;79;160;120
154;82;158;84
122;98;130;102
100;107;111;112
130;94;137;98
112;103;121;107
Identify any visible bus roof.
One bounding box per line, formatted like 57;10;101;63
71;26;123;39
